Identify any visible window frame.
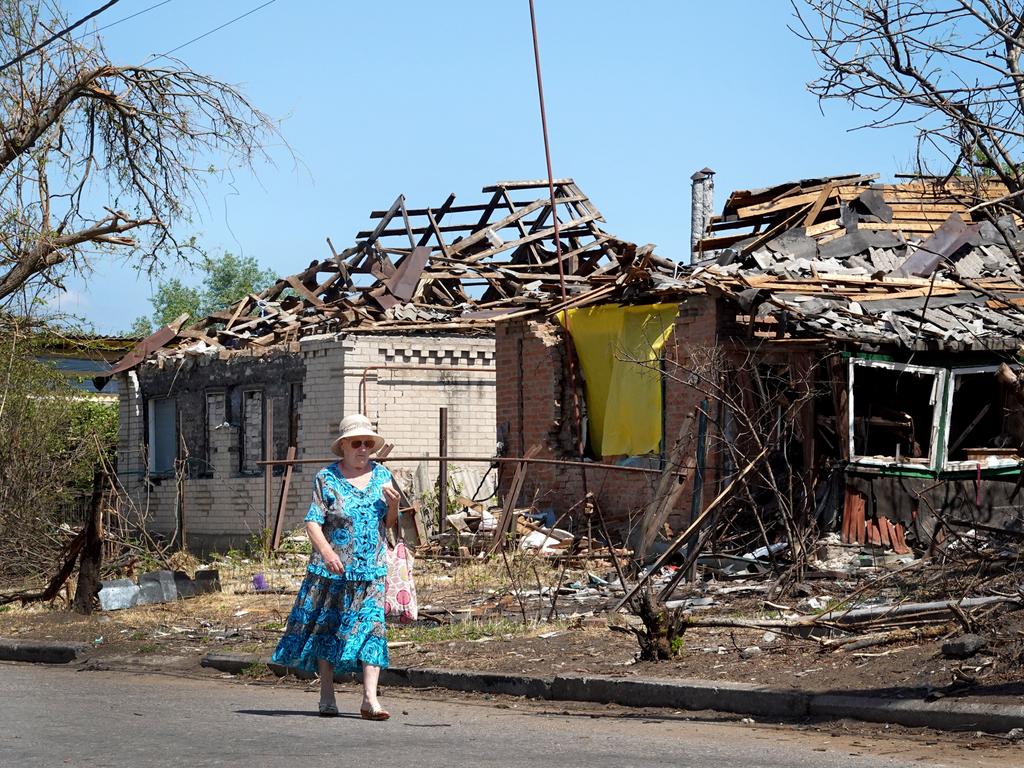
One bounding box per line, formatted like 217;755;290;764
940;364;1021;471
147;396;178;476
847;358;945;471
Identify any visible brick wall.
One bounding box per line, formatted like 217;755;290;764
117;331;496;551
341;333;497;512
495;295;721;537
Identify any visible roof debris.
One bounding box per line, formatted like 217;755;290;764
157;180;669;354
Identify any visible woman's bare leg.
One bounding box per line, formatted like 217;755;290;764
361;664;382;710
318;659;336;707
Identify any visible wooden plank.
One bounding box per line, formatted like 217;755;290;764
285;275;326;307
458;213;601;264
446;198;550;256
635;412;695;561
362;194;404;247
739;204;813;256
482;178;575;191
803;182;836;227
613;444;771;612
489;445;542;553
271;446;297;551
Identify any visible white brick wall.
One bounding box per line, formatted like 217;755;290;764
117;330;496;550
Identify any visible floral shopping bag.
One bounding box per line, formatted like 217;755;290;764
384;540;418;624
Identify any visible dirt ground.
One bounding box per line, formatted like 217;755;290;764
3;548;1022;709
6;550;1024;762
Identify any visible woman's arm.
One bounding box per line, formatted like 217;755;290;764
306;520;344;575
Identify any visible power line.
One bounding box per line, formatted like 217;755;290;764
87;0;175;37
0;0;122;74
151;0;277;62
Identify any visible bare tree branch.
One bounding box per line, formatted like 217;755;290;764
0;0;282;305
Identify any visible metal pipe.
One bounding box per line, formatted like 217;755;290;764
358;364;489;415
438;407;448;532
257;454;686;477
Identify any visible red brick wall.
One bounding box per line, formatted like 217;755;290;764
495;295;721;538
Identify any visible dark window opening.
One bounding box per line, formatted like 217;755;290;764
852;365;937;463
946;370;1024;463
148;397;178;475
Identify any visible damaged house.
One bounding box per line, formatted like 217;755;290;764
496;173;1024;557
107;180;653;551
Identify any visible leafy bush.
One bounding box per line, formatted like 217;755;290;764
0;327;117;582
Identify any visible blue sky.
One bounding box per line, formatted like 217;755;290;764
57;0;919;333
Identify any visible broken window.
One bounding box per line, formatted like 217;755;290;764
849;360;941;467
942;366;1024;469
147;397;178;475
240;390;264;474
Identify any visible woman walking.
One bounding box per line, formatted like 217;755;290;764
271;414;399;720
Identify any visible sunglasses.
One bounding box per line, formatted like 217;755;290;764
347;439;375;450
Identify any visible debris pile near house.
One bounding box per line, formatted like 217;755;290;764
152;180;672;354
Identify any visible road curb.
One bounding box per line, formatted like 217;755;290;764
0;638;90;664
198;653;1024;734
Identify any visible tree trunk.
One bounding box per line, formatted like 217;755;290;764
72;468;104;615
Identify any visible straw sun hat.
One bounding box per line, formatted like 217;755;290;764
330;414;386;457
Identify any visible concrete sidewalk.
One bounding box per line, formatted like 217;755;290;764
4;637;1022;734
200;652;1024;735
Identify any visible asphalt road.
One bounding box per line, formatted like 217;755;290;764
0;662;1014;768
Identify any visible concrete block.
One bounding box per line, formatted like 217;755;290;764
137;580;166;605
173;571;197;599
0;638;90;664
98;579;141;611
139;570;178;602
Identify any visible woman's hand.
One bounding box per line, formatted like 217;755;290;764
306;520;344;575
322;551;344;576
382;484;401;512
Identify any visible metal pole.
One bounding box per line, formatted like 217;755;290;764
439;407;448;533
263;398;274;538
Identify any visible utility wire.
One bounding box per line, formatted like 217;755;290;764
83;0;175;37
0;0;122;73
150;0;277;61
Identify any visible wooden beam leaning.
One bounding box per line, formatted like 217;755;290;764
611;444;771;612
271;445;297;551
635;411;696;562
489;445;542;553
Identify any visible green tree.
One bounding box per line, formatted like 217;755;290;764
130;253;278;332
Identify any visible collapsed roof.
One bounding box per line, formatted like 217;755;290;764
689;174;1024;351
156;179;670;354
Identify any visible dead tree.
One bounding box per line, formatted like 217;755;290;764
660;344;826;581
71;468;104;614
0;0;280;305
792;0;1024;244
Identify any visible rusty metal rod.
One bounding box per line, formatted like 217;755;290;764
257;454;686;477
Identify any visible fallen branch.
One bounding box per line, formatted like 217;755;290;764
826;623;953;653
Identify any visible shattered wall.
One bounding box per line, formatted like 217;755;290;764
118;332;496;551
495;296;721;533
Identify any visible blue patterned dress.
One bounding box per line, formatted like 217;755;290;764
271;461;392;675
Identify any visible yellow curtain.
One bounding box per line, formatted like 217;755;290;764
558;303;678;457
